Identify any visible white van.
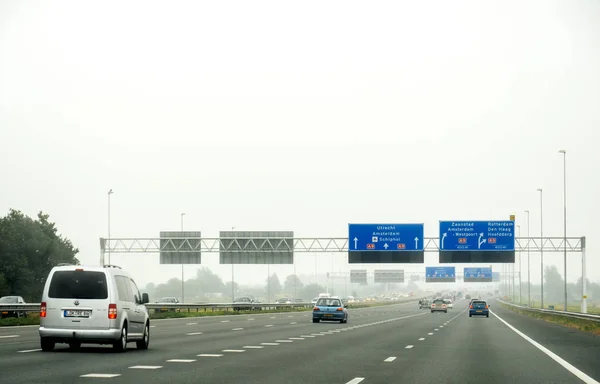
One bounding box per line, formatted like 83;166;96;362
39;264;151;352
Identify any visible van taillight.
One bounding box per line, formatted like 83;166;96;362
313;307;319;311
40;302;47;318
485;305;489;309
108;304;117;319
470;305;473;309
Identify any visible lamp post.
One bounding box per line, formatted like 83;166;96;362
107;189;113;265
558;149;567;311
537;188;544;309
181;213;185;303
231;227;235;302
525;210;530;306
517;225;521;305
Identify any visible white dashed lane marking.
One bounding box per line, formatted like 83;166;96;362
243;346;264;349
166;359;196;363
428;333;433;335
261;342;279;346
80;374;121;378
232;328;244;331
129;366;162;370
198;354;223;357
265;325;274;327
275;340;293;343
346;378;365;384
419;338;425;341
220;320;230;323
186;322;197;326
405;345;414;349
222;349;245;353
18;349;41;353
290;322;297;324
384;357;397;362
289;337;304;340
186;332;203;336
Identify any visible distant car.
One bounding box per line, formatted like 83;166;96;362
275;298;292;304
233;296;261;311
443;299;453;309
313;297;348;323
469;300;490;318
0;296;27;318
155;297;180;313
465;294;472;300
419;299;430;309
430;299;447;313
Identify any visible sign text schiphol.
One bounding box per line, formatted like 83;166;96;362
348;224;425;251
439;221;515;251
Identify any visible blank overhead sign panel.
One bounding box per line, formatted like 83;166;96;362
439;221;515;263
219;231;294;265
425;267;456;283
374;270;405;283
350;270;368;284
348;223;425;263
159;231;202;264
464;267;493;283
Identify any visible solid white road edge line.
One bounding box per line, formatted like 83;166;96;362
492;311;600;384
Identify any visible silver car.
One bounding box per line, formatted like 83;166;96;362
39;264;150;352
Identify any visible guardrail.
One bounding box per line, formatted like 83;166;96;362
496;299;600;323
0;302;314;313
0;298;414;314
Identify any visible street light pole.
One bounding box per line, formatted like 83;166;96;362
559;149;567;311
538;188;544;309
107;189;113;265
525;210;530;306
231;227;235;302
517;225;521;305
181;213;185;303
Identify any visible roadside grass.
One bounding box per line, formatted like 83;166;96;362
498;302;600;335
0;299;415;326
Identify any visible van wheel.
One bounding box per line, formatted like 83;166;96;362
41;338;55;352
113;326;127;352
137;323;150;350
69;341;81;350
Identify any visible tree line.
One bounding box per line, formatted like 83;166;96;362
0;210;79;301
141;267;328;302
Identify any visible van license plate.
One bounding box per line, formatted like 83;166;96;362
64;310;91;318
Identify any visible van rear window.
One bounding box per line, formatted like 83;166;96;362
48;271;108;299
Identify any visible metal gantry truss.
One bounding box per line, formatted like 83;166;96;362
100;236;585;253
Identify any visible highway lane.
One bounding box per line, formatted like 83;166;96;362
0;301;424;383
4;298;597;384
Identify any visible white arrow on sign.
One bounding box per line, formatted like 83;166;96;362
441;233;447;249
478;233;487;249
383;243;389;249
414;237;419;249
353;237;358;250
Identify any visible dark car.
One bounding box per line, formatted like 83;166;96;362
233;296;261;311
419;299;430;309
0;296;26;318
469;300;490;318
313;297;348;323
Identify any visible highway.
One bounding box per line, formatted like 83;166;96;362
1;299;599;384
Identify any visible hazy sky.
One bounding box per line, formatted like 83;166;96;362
1;0;599;290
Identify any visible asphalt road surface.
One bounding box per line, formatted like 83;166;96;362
1;299;599;383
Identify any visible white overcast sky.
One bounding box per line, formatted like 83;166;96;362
1;0;599;290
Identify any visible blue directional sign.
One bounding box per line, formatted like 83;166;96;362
348;224;425;251
425;266;456;282
464;267;493;282
439;221;515;251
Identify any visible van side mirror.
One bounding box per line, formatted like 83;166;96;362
142;293;150;304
